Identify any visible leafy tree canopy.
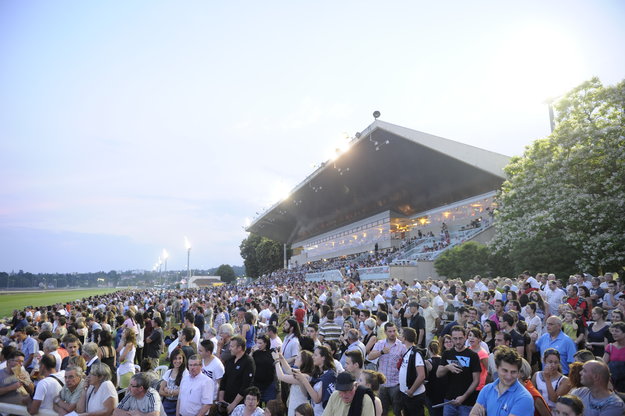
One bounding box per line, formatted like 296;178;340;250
492;77;625;275
435;241;496;279
214;264;236;283
240;233;287;278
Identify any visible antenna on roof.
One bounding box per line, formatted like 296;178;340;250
373;110;381;119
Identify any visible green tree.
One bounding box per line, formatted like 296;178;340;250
239;233;287;278
434;241;493;279
214;264;236;283
493;78;625;274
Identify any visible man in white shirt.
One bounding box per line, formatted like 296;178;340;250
42;338;62;372
23;355;64;414
178;356;214;416
543;279;566;317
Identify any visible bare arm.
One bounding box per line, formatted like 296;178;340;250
469;403;486;416
294;372;321;403
406;366;426;396
78;396;116;416
534;397;552;416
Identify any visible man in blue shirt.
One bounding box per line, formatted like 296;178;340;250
470;346;533;416
14;327;39;372
530;316;576;374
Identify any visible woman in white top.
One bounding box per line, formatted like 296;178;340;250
159;349;188;416
525;302;543;338
116;328;136;388
273;350;314;416
75;362;118;416
531;348;571;411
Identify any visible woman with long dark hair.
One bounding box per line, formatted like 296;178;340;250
97;330;117;386
273;350;314;416
159;349;188;416
482;320;497;352
293;345;336;416
252;335;277;404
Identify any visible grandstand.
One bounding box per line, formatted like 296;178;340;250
247;120;510;280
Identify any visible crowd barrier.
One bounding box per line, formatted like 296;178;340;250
0;402;56;416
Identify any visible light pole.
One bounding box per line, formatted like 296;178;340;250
185;237;191;287
162;249;169;287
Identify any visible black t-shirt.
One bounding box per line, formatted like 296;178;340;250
409;314;426;348
144;327;163;358
440;348;481;405
509;329;525;348
220;354;256;403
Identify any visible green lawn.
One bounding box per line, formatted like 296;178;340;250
0;289;120;319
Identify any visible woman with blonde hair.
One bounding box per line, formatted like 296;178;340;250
76;362;118;416
358;369;385;416
116;328;136;388
519;358;551;416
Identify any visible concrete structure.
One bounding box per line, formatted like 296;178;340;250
247;120;510;268
188;275;222;288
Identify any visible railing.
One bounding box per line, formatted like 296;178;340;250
358;266;390;280
305;269;344;282
0;403;56;416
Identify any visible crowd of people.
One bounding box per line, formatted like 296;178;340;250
1;269;625;416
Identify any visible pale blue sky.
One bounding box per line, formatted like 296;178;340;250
1;1;624;273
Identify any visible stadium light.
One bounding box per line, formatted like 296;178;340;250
184;237;191;283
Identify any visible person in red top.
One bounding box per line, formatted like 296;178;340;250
566;285;589;325
294;301;306;329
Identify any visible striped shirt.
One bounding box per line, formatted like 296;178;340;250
319;320;342;342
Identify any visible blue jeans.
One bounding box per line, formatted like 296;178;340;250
442;400;472;416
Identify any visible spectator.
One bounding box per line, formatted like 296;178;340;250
159;349;188;416
82;342;101;376
252;335;277;403
219;335;256;413
569;360;624;416
198;338;224;401
54;365;85;415
321;372;375;416
116;328;137;388
230;386;265;416
472;346;533;416
603;321;625;391
294;345;337;416
76;362;118;416
555;395;585;416
143;316;164;371
530;316;576;375
113;372;162;416
436;326;480;416
177;355;214;416
61;335;81;370
398;327;426;416
273;350;314;416
531;348;571;411
23;354;64;414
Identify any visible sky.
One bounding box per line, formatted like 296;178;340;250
1;1;624;274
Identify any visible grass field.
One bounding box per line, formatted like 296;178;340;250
0;289;120;319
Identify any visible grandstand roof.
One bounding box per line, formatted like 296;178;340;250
247;120;510;244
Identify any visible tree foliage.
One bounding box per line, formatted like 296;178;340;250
435;241;502;279
239;233;286;278
214;264;236;283
492;77;625;275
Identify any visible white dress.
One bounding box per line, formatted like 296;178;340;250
287;375;310;416
117;345;136;381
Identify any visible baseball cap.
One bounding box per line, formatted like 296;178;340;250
335;372;356;391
